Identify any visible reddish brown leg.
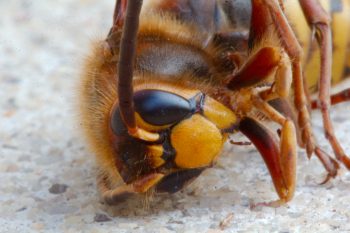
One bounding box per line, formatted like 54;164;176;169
249;0;340;178
312;88;350;108
252;92;339;182
329;88;350;105
97;173;164;205
250;0;313;153
268;98;303;147
240;117;297;207
300;0;350;169
226;47;281;90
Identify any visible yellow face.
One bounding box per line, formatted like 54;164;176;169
131;84;239;170
108;82;239;192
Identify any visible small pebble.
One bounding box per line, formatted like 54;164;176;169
16;207;27;212
94;213;112;222
49;183;68;194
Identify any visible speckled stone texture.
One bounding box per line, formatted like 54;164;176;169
1;1;350;233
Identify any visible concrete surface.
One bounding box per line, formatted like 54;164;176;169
1;1;350;232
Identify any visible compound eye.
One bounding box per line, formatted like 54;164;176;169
134;89;194;126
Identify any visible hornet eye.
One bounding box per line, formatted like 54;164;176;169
134;89;195;126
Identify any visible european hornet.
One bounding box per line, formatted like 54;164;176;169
79;0;350;207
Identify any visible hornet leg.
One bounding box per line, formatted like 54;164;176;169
312;88;350;108
249;0;340;180
97;172;164;205
299;0;350;169
250;0;315;157
239;117;297;207
252;92;339;183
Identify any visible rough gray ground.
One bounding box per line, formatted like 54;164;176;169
1;1;350;232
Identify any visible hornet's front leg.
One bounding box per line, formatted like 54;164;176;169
97;172;164;205
250;0;314;156
252;91;339;183
225;41;339;180
239;117;297;207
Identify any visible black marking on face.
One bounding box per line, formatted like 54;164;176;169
160;130;177;162
221;122;240;134
155;168;205;194
110;107;128;135
110;107;152;183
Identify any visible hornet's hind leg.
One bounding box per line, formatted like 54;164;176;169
299;0;350;169
312;88;350;108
